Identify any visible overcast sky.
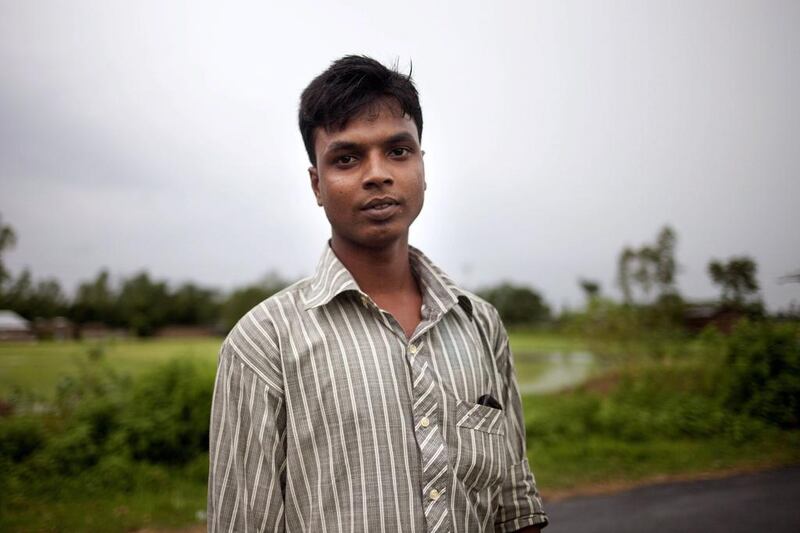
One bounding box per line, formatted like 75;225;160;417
1;0;799;312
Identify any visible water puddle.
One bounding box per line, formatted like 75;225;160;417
515;351;597;394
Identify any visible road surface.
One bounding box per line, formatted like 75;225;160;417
544;467;800;533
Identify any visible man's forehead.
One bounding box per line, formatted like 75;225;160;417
324;99;412;134
314;100;419;150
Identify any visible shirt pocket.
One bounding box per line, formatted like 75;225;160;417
452;398;508;492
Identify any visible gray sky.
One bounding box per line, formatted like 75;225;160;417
2;0;799;311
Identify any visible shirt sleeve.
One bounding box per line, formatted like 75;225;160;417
207;337;287;532
492;315;549;532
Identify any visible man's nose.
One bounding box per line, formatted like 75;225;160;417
362;153;394;189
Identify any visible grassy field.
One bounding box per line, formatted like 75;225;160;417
0;332;582;399
1;331;798;531
0;338;221;400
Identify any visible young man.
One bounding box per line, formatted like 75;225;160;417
208;55;548;532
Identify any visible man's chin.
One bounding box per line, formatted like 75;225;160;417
336;229;409;251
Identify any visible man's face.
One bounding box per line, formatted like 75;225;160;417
309;99;425;250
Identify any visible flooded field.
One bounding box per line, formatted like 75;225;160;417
515;350;600;394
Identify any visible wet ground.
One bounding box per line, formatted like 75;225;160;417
545;466;800;532
516;350;599;394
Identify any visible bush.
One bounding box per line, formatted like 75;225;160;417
44;423;102;476
723;321;800;428
0;417;45;463
1;356;215;495
119;359;214;464
525;394;601;444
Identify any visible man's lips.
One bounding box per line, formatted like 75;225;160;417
361;197;400;210
361;197;401;221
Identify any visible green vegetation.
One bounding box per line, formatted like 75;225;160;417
0;215;289;336
0;338;220;400
1;353;215;532
526;321;800;492
1;322;798;531
478;283;551;326
2;217;798;530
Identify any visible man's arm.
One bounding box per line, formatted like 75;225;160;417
207;336;286;532
491;311;549;532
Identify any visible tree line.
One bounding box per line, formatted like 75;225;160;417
2;214;795;336
581;225;764;311
0;214;556;335
0;215;289;336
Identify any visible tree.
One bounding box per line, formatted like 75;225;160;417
168;282;220;325
578;278;601;303
220;272;289;332
117;272;171;336
654;226;677;294
616;225;679;304
632;245;659;301
29;278;68;318
0;214;17;289
617;247;635;303
70;270;117;325
477;282;550;326
708;256;759;306
0;269;67;319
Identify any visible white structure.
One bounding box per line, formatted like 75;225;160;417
0;310;34;341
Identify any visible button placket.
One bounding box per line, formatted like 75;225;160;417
406;341;450;532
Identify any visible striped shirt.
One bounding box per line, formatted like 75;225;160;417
208;243;548;532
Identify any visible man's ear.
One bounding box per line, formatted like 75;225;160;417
309;167;323;206
421;151;427;191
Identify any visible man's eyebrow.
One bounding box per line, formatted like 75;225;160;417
324;140;361;154
324;132;419;155
383;132;418;146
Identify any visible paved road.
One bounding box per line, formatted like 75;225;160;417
544;467;800;533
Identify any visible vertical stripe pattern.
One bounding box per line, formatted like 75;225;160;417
208;243;548;532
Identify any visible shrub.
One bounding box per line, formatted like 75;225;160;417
0;417;46;463
118;359;214;463
723;321;800;428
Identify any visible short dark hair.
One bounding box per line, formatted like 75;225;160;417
298;55;423;166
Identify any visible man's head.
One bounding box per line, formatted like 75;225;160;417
299;56;426;251
298;55;423;167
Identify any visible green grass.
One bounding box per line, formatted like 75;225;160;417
2;332;799;531
0;456;209;532
529;431;800;493
508;329;588;354
0;331;579;400
0;338;221;400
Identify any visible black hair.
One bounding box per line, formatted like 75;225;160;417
298;55;423;166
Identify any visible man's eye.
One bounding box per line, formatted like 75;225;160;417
335;155;357;165
389;147;410;158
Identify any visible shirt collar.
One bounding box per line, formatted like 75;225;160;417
302;242;473;319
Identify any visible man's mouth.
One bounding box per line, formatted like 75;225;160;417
362;197;399;211
361;197;401;220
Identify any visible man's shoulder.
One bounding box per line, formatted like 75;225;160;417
454;287;500;320
237;277;311;326
222;277;311;360
449;286;509;349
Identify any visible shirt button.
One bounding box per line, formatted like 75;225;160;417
360;295;369;307
429;489;440;501
420;417;430;428
409;344;418;355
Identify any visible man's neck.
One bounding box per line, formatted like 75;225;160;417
330;236;418;299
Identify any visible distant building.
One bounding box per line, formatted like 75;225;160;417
33;316;75;341
155;325;218;338
0;310;35;341
683;304;745;334
79;322;127;340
